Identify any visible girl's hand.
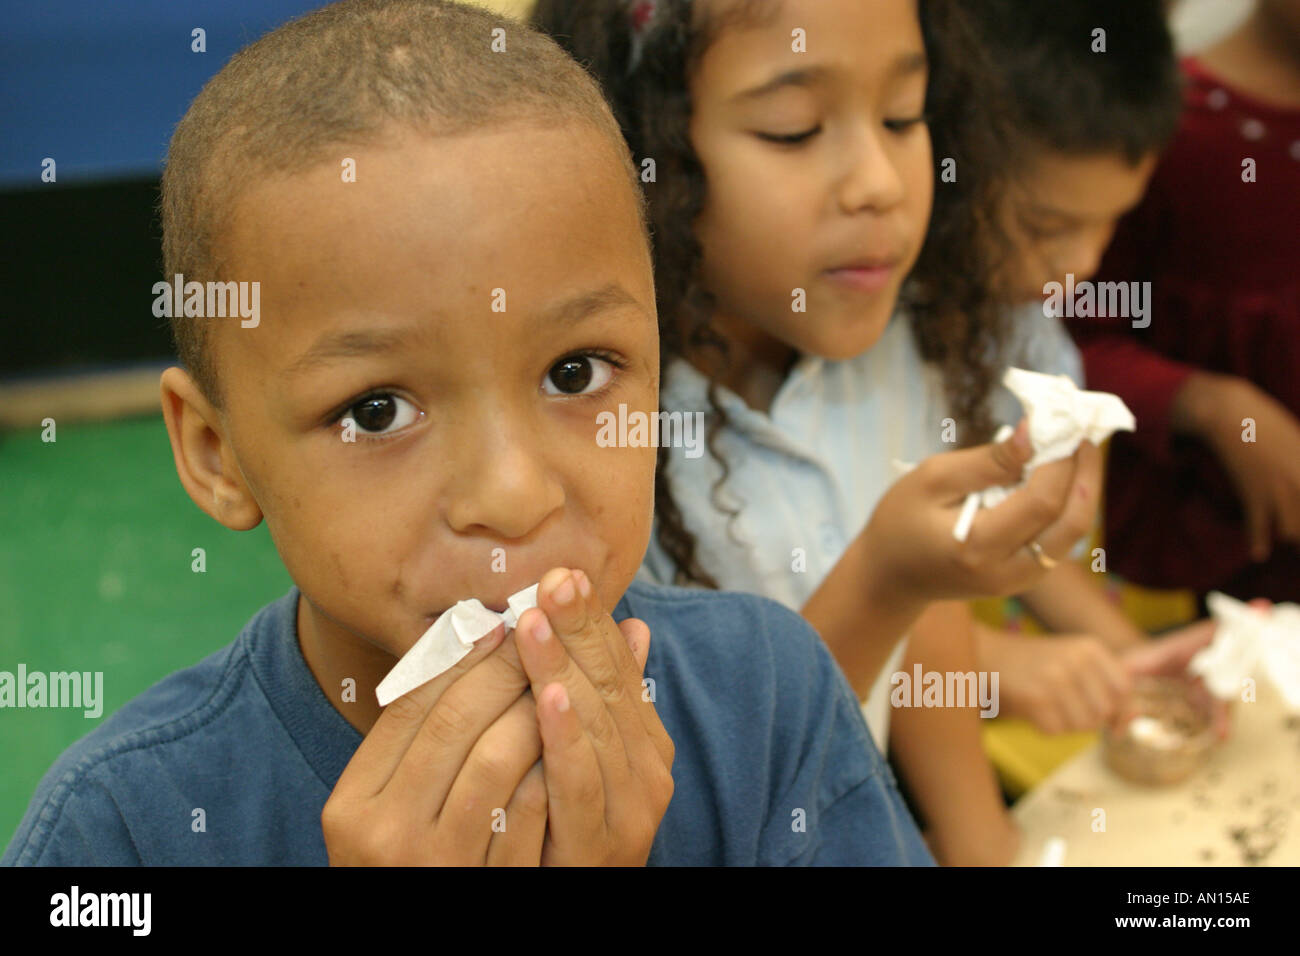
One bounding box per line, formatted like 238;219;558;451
865;421;1102;606
1120;617;1232;740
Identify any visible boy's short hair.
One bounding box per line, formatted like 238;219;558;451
161;0;646;409
968;0;1182;165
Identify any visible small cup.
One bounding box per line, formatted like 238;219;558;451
1103;676;1220;786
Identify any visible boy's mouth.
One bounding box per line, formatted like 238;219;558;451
423;599;513;622
421;570;577;625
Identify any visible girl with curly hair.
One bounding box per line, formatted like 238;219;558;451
532;0;1103;863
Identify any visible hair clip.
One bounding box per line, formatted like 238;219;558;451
627;0;664;74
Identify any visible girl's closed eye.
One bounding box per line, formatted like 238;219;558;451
884;113;927;133
541;350;627;398
755;125;821;145
756;112;926;145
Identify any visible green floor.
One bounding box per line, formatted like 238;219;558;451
0;414;292;850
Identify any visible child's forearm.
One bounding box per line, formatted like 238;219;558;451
1018;561;1145;652
889;600;1019;866
801;531;930;699
1170;370;1242;437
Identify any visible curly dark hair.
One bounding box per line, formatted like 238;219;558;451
531;0;1017;588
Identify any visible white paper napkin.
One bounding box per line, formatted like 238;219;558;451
952;368;1136;541
376;583;540;706
1190;592;1300;710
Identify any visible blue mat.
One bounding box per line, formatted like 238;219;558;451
1;0;328;186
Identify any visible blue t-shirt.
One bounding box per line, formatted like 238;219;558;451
1;580;932;866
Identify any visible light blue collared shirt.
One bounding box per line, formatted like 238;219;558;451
641;308;1085;750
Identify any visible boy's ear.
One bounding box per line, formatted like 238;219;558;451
159;367;264;531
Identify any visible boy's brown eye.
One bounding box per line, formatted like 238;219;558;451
351;395;397;431
541;353;618;398
337;392;419;437
548;357;594;394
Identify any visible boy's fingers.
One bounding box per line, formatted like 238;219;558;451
486;761;548;866
617;616;674;770
583;572;649;683
1070;668;1109;725
1074;662;1126;725
516;605;631;781
519;571;673;832
1097;648;1134;702
620;617;649;670
1124;620;1217;677
434;691;542;859
337;622;508;798
1055;684;1094;732
536;682;605;860
535;569;656;760
384;631;534;819
537;568;626;698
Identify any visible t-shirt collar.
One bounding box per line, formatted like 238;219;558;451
248;585;639;789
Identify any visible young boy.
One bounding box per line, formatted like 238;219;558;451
0;0;931;867
964;0;1219;738
1070;0;1300;606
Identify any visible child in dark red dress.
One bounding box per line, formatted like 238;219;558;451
1069;0;1300;603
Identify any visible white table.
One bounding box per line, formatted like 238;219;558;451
1011;680;1300;866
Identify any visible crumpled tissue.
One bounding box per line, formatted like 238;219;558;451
1189;592;1300;710
376;583;539;707
951;368;1135;541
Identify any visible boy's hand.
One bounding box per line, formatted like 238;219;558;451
1120;617;1231;740
321;625;548;865
514;567;674;866
867;421;1101;606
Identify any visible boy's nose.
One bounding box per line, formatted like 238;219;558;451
440;422;564;541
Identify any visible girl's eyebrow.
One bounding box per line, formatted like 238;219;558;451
732;50;927;102
732;65;831;101
889;50;928;78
